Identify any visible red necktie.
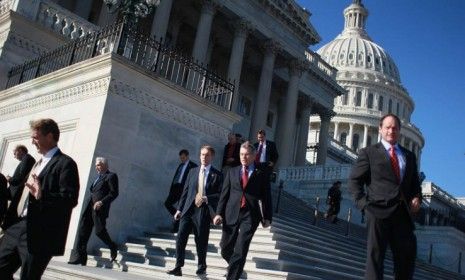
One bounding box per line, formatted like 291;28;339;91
255;144;263;164
389;145;401;183
241;166;248;208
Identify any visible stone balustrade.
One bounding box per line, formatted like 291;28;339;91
36;0;99;39
278;164;352;182
423;182;465;210
305;50;336;78
0;0;14;16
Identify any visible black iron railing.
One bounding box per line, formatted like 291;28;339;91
6;20;234;111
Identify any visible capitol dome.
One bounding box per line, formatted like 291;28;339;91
307;0;424;166
317;1;401;83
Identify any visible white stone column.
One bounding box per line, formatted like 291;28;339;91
347;123;354;148
227;19;251;111
334;122;339;141
277;60;306;167
150;0;174;41
191;0;218;64
295;98;313;166
205;37;216;66
249;40;280;138
377;132;381;142
97;4;117;26
73;0;93;20
168;17;183;47
316;111;332;165
362;124;368;148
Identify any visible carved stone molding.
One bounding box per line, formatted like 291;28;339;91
200;0;221;16
109;80;229;139
230;18;253;38
262;39;281;56
6;31;48;56
0;77;110;122
289;59;309;78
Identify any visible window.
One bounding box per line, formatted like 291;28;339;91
356;91;362;107
266;111;274;128
238;96;251;116
396;102;400;115
388;99;392;113
367;93;374;109
353;134;360;151
378;96;384;111
340;132;347;146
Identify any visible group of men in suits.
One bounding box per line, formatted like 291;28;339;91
164;130;276;279
0;119;80;280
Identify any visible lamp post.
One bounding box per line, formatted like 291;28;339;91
103;0;161;25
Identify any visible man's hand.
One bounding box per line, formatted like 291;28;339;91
261;219;271;228
195;193;205;207
213;215;222;225
410;197;421;213
93;201;103;210
174;210;182;221
25;174;41;200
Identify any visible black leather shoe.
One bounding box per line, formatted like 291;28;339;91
110;245;118;262
196;267;206;275
68;256;87;266
167;267;182;276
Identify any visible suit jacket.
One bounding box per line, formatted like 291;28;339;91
177;166;223;219
7;153;36;200
88;170;119;218
27;149;80;256
216;166;273;225
348;142;421;219
222;143;240;167
171;160;198;187
0;173;7;223
253;140;279;166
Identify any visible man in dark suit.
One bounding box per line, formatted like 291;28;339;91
0;118;80;280
68;157;119;266
0;173;7;227
2;145;36;230
348;114;421;280
164;149;197;232
222;133;240;172
214;141;273;280
253;129;278;171
167;145;223;276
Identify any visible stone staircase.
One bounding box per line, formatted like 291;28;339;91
40;188;465;279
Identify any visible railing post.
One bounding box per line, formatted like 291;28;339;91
275;180;283;214
345;208;352;236
313;197;320;226
428;244;433;264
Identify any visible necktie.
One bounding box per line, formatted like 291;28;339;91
255;144;263;164
241;166;248;208
197;168;205;204
389;145;401;183
17;158;42;217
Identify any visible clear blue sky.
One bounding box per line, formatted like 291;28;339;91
297;0;465;197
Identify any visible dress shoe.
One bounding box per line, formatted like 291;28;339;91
196;267;206;275
167;267;182;276
68;256;87;266
110;245;118;262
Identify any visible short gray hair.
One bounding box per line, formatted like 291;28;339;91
240;141;256;153
95;157;108;166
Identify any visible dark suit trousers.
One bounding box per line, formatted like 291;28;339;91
0;219;52;280
175;204;210;269
165;183;183;215
74;202;116;256
365;204;416;280
221;208;259;280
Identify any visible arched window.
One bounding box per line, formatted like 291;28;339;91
340;132;347;146
341;93;348;105
396;102;400;115
388;99;392;113
367;93;374;109
378;96;384;111
353;134;360;151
